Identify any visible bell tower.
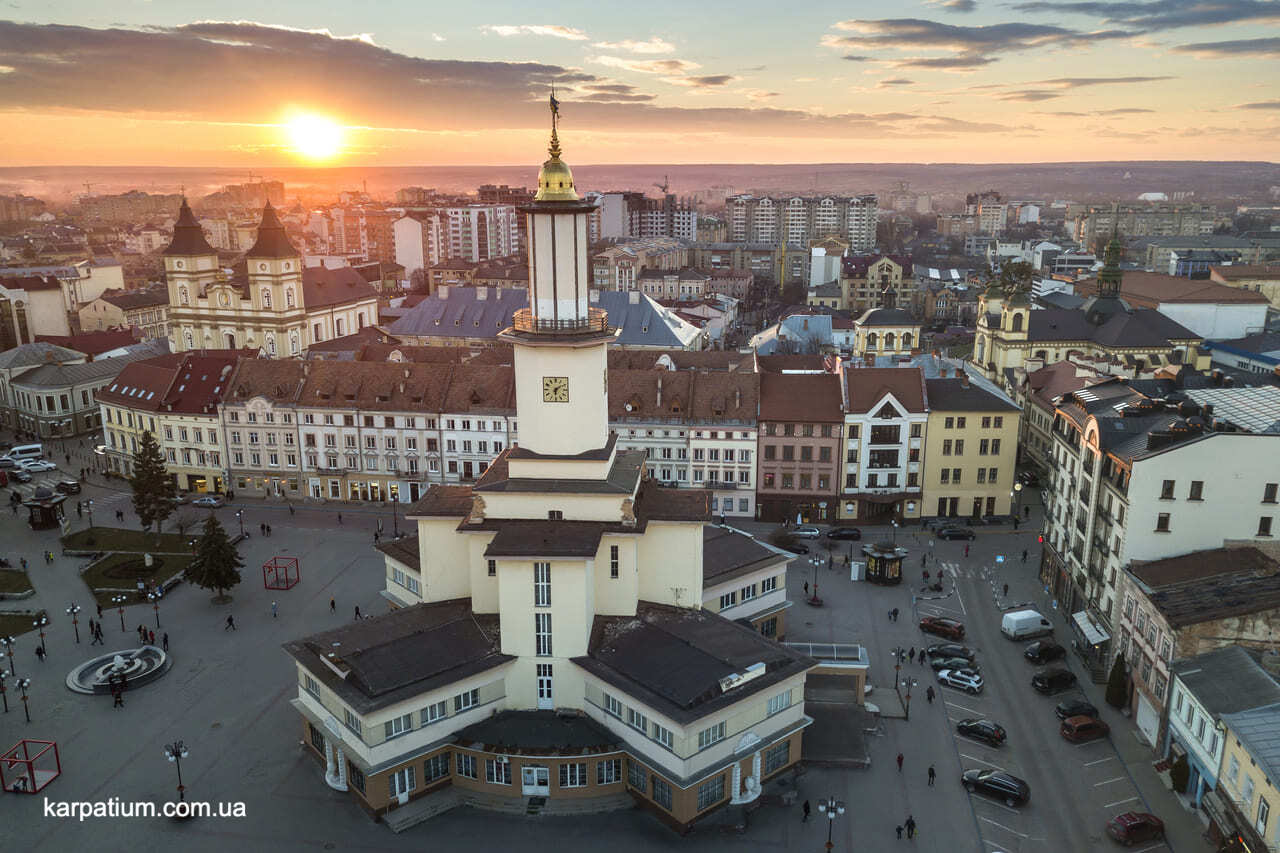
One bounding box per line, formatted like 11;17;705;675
500;93;619;460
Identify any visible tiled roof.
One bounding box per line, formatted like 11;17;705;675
36;329;139;356
1171;645;1280;719
296;360;454;411
408;485;475;517
925;378;1020;412
0;342;86;370
245;202;298;258
759;371;844;421
301;265;379;310
303;326;398;353
845;367;926;414
0;274;61;292
224;358;307;404
856;307;917;327
1026;306;1200;346
100;286;169;310
1211;264;1280;280
702;526;789;587
842;254;913;278
1078;271;1269;306
483;521;605;558
442;364;515;414
374;535;421;573
1129;547;1280;627
606;349;751;371
755;354;827;373
13;348;159;388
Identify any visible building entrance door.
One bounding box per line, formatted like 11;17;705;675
521;766;550;796
536;664;553;710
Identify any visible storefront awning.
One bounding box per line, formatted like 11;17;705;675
1072;610;1110;645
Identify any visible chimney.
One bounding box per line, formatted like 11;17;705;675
735;387;741;408
438;285;449;300
589;289;600;303
476;286;488;301
960;371;970;388
629;290;641;305
656;377;663;407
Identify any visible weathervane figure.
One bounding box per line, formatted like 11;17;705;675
548;86;562;158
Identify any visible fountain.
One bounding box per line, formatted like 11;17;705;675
64;646;172;695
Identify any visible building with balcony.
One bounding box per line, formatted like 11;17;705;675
836;366;926;522
922;375;1020;520
1208;700;1280;853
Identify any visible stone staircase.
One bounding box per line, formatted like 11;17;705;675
383;787;462;833
384;785;637;832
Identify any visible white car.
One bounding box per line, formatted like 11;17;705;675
20;459;57;473
937;669;985;694
191;495;225;508
791;525;822;539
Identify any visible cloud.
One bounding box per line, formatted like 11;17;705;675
842;54;876;62
590;55;700;74
1171;36;1280;57
984;75;1174;101
479;24;589;41
926;0;978;10
1236;99;1280;109
1096;107;1155;113
741;89;781;101
999;90;1063;101
592;37;675;54
431;33;446;42
1009;0;1280;31
576;92;657;102
1032;75;1174;87
665;74;738;88
877;77;916;86
580;83;642;94
893;54;999;68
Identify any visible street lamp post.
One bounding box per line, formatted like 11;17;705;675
1012;482;1024;520
0;636;15;676
164;740;190;801
392;493;400;539
85;498;94;528
904;674;918;722
32;615;48;656
807;556;822;605
235;509;244;538
111;594;127;632
891;519;899;545
66;603;81;644
816;796;846;851
147;591;161;628
0;670;7;712
16;676;31;723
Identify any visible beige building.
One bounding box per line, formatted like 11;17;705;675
922;376;1020;520
1073;203;1218;248
78;286;170;339
164;200;380;357
1210;263;1280;310
285;121;813;832
1210;701;1280;853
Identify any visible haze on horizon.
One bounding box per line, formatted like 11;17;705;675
0;0;1277;167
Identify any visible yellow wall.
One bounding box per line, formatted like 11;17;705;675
417;517;474;603
594;535;640;616
636;521;704;608
511;339;610;456
1218;722;1279;846
922;407;1021;517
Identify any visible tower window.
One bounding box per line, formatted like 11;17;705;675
548;510;563;520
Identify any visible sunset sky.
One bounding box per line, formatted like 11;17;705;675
0;1;1277;165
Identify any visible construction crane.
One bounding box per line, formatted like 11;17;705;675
653;175;670;195
82;182;94;197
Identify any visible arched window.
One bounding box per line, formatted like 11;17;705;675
262;288;271;308
1012;313;1024;332
286;288;295;308
885;332;896;351
183;330;194;350
976;337;986;363
179;287;189;306
290;332;300;355
902;332;912;349
867;332;878;350
357;312;366;329
266;336;276;356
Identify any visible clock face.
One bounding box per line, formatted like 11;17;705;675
542;376;569;403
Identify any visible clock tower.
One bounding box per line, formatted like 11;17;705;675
500;96;619;460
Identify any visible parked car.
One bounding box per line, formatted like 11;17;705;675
956;719;1007;747
1106;812;1164;845
1017;471;1041;487
191;495;225;508
787;542;810;555
961;769;1030;807
20;459;56;473
919;616;965;639
825;526;862;541
0;457;14;469
1001;609;1054;640
1061;715;1111;743
936;526;976;541
926;643;975;662
791;525;822;539
1032;667;1078;694
55;479;81;494
937;669;984;694
1055;699;1100;720
171;492;191;505
12;470;32;482
1024;640;1066;664
930;656;978;673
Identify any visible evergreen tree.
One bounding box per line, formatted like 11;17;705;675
1105;651;1129;709
129;430;175;533
185;514;243;603
1169;754;1190;793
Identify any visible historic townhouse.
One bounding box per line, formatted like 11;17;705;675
921;375;1020;521
439;365;516;485
220;359;306;498
756;371;844;523
837;366;927;523
1210;701;1280;853
15;345;162;439
288;118;813;833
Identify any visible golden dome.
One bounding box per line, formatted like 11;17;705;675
534;125;579;202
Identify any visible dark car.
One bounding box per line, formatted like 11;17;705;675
1017;471;1041;487
961;769;1030;807
1032;667;1078;694
956;718;1007;747
926;643;975;662
825;527;862;541
55;479;81;494
930;656;979;673
12;470;31;483
788;542;810;555
919;616;965;639
936;526;976;541
1024;640;1066;664
1061;715;1111;743
1055;699;1100;720
1106;812;1164;845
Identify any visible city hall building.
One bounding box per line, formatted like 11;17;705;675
284;116;814;833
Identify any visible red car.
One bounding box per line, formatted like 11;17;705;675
1106;812;1164;845
1061;715;1110;743
919;616;965;640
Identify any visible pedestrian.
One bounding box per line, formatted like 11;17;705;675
35;644;45;662
928;765;936;786
1003;582;1009;597
964;543;969;558
88;618;96;636
354;605;361;620
926;686;935;704
113;689;123;708
329;597;336;614
91;627;103;646
888;609;893;622
923;570;930;583
896;825;904;840
288;504;295;516
272;601;278;618
1024;506;1031;519
892;607;899;622
148;629;155;645
96;603;103;619
905;815;916;839
260;523;266;536
162;632;169;651
373;530;380;543
76;502;82;518
896;752;904;772
920;554;926;568
116;509;123;522
267;524;272;537
803;581;810;596
908;647;915;663
65;453;70;465
1022;549;1028;564
225;614;236;631
20;557;26;570
1013;517;1020;530
802;800;811;822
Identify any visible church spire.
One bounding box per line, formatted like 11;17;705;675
1096;230;1124;299
163;197;217;257
535;88;578;202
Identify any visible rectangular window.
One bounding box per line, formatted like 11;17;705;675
1257;799;1270;835
559;762;588;788
343;708;363;736
534;562;551;607
1161;479;1175;500
1156;513;1170;532
1265;483;1278;504
957;417;966;428
698;722;726;749
421;700;447;725
942;440;952;456
767;691;792;716
944;417;954;429
628;708;648;733
535;612;552;656
765;740;791;774
597;758;622;785
610;545;619;579
652;775;673;809
457;753;477;779
761;576;778;594
979;439;989;456
384;713;412;740
424;752;450;782
741;583;757;601
1189;481;1203;500
652;723;674;750
605;694;622;718
719;591;737;610
955;439;964;455
1260;516;1273;537
485;758;511;785
454;688;479;713
697;775;725;811
347;762;365;794
487;559;496;577
627;761;647;792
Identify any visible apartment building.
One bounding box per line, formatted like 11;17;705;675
77;286;170;339
443;204;520;263
394;212;448;276
756;372;843;522
921;375;1020;520
725;195;876;251
438;365;515;485
1074;203;1218;249
637;268;709;301
837;367;926;522
591;238;689;291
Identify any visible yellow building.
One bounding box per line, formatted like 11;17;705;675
1209;703;1280;853
77;286;170;340
922;375;1021;519
284;111;814;832
1211;263;1280;311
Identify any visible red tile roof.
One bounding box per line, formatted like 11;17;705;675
845;367;926;413
1078;271;1270;306
759;372;844;421
36;329;140;356
301;265;379;310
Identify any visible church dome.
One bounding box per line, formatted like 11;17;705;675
535;147;579;202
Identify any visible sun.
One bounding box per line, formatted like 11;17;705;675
286;114;344;161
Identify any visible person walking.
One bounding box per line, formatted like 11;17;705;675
271;601;278;619
1024;505;1031;519
354;605;361;620
162;632;169;651
896;825;904;840
1003;582;1009;597
91;626;103;646
923;569;930;584
1022;549;1028;564
19;557;26;570
35;644;45;662
329;597;336;614
896;752;904;772
908;647;915;663
266;524;272;537
225;614;236;631
920;554;927;569
927;765;936;786
337;512;342;525
803;581;810;596
802;800;811;822
76;502;82;518
113;688;123;709
260;523;266;536
926;686;935;704
891;607;899;622
96;603;103;619
288;504;295;516
148;629;155;645
963;543;969;558
905;815;916;839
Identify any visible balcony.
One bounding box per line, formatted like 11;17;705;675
511;307;610;335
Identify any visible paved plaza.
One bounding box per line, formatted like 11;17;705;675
0;450;1211;851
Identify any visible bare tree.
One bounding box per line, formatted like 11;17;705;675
172;512;197;536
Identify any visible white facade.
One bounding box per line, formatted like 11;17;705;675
393;213;446;275
1153;301;1268;340
809;247;842;288
842;395;926;503
444;205;519;262
440;413;512;484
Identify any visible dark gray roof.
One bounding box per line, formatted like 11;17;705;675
1219;702;1280;785
245;203;298;258
702;526;789;587
0;342;85;370
282;599;512;715
1036;291;1086;310
163;199;216;257
455;710;619;754
12;349;158;388
924;378;1020;412
573;601;814;725
482;521;605;558
374;535;420;572
1171;645;1280;719
856;307;916;327
1026;306;1199;346
1129;547;1280;628
473;448;644;495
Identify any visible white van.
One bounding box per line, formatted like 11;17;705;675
3;443;43;462
1001;609;1053;640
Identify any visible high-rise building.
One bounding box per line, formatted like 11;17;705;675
1074;202;1218;249
724;195;877;251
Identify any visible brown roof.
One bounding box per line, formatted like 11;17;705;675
100;286;169;311
408;485;475;517
687;371;758;422
702;526;789;587
845;367;926;414
225;358;307;404
1;274;61;292
1078;271;1270;307
374;535;420;572
483;521;605;558
1024;360;1108;409
1129;547;1280;628
301;264;379;310
1130;546;1276;588
606;348;751;372
36;329;139;356
759;372;844;422
609;369;693;419
96;355;184;411
756;354;827;373
442;364;515;414
1210;264;1280;281
297;360;453;411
